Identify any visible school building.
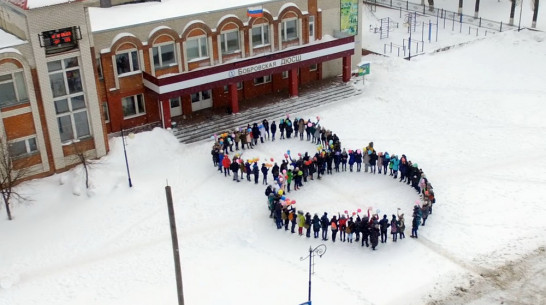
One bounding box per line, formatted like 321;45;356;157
0;0;362;179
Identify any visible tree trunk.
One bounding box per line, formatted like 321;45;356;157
509;0;516;25
3;195;12;220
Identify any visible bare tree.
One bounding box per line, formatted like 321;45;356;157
0;138;32;221
69;140;93;190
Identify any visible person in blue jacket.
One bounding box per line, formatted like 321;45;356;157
411;205;422;238
391;155;400;179
252;162;260;184
320;212;329;241
261;163;269;185
382;152;390;175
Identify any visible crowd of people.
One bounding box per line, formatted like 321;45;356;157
210;115;436;251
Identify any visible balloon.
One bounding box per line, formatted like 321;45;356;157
270;158;274;162
284;153;289;159
352;212;356;216
286;113;290;118
279;177;284;182
281;196;286;200
318;145;323;150
278;190;284;195
210;136;215;140
376;209;381;214
298;153;302;157
344;210;348;214
282;169;287;174
287;150;291;155
307;122;312;127
357;208;362;213
316;116;320;121
415;200;421;206
329;140;333;145
357;149;361;154
292;200;296;204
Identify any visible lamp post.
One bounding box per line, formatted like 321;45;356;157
300;244;327;304
518;0;523;31
120;128;133;188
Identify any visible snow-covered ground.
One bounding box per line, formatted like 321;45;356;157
1;1;546;305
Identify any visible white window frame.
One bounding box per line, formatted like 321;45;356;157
115;49;140;76
186;36;209;62
8;136;38;158
251;24;270;48
121;94;146;119
152;42;177;70
220;30;240;55
48;57;91;143
0;70;29;109
254;75;272;85
310;64;318;71
281;18;299;42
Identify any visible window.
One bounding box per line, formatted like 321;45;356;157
152;43;176;69
186;36;208;61
254;75;272;85
96;58;103;79
121;94;145;118
0;71;29;108
310;64;318;71
8;137;38;158
102;102;110;122
48;57;91;143
251;24;269;48
281;19;298;42
220;30;240;54
115;50;140;75
191;90;211;103
282;71;289;79
223;82;243;92
170;97;180;109
309;16;315;41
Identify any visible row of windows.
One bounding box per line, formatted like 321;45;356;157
111;18;305;77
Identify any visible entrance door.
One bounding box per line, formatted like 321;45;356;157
191;90;212;111
170;97;182;117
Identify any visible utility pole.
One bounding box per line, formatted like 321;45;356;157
165;185;185;305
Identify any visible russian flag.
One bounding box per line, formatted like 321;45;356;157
247;6;263;18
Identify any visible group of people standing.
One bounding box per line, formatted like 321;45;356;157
209;115;436;251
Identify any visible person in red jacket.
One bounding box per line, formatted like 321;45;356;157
222;154;231;177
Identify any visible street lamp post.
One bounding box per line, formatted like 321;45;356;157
518;0;524;31
120;128;133;188
300;244;327;304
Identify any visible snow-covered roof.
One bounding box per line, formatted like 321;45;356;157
88;0;280;32
0;28;26;49
3;0;84;10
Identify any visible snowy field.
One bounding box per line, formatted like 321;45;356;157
1;1;546;305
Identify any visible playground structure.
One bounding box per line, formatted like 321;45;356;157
363;0;516;59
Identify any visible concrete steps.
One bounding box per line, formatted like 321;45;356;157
173;80;362;144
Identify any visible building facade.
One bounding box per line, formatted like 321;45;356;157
0;0;362;179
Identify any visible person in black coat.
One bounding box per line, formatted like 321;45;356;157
251;123;260;146
270;121;277;141
272;163;280;181
285;119;293;138
305;212;312;238
379;214;390;243
320;212;329;241
230;159;240;182
279;120;285;139
370;222;380;250
361;216;370;247
330;216;339;242
369;151;378;174
252;162;260;184
261;163;269;185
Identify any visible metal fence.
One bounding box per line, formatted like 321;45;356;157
364;0;516;32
